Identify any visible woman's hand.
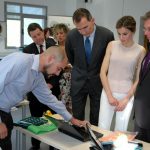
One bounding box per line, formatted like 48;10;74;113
0;123;8;139
115;97;129;111
108;96;119;106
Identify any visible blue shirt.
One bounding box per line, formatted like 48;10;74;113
84;25;96;50
0;52;72;121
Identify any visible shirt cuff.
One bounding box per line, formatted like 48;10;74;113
61;111;72;121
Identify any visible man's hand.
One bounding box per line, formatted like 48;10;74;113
70;117;90;128
0;123;8;139
47;83;53;89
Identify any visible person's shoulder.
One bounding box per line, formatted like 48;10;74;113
13;52;32;60
139;45;146;54
1;52;35;74
106;40;117;50
23;43;36;53
135;43;145;51
16;53;36;70
111;40;119;45
96;25;113;35
67;28;79;37
4;52;24;59
2;52;32;66
46;38;56;47
24;42;35;49
69;28;78;33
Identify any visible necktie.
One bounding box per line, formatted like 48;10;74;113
39;45;44;54
85;37;91;64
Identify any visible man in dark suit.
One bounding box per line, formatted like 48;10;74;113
23;23;60;150
65;8;114;126
134;11;150;143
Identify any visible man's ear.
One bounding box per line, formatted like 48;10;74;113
48;55;55;64
91;18;95;24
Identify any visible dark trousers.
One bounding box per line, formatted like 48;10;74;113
134;121;150;143
0;110;13;150
71;82;102;126
28;92;55;149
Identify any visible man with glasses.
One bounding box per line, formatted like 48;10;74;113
65;8;114;126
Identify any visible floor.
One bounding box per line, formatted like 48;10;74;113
11;97;134;150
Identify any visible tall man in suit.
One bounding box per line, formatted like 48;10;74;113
65;8;114;126
134;11;150;143
23;23;60;150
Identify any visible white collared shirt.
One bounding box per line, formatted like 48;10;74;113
36;41;46;53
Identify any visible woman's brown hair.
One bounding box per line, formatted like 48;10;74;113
116;16;136;33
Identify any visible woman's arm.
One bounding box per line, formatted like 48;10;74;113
100;41;119;106
127;47;146;99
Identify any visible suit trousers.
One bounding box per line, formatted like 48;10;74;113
71;81;101;126
0;110;13;150
134;122;150;143
98;89;134;131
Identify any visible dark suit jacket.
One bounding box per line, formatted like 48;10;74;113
134;56;150;129
46;37;57;46
65;25;114;96
23;40;60;99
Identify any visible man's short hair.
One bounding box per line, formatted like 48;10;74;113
44;46;65;62
27;23;43;36
143;11;150;21
73;8;92;23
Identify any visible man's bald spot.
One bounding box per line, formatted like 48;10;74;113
44;46;65;62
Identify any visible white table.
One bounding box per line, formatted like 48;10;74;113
14;124;150;150
12;99;29;150
11;99;29;119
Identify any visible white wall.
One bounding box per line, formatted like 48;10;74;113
1;0;150;54
0;0;76;20
86;0;150;43
0;0;76;54
123;0;150;43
